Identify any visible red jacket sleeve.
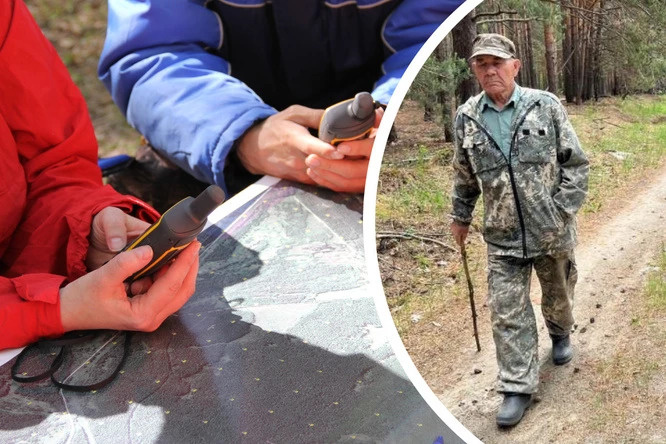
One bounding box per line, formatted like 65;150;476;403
0;275;66;349
0;0;159;349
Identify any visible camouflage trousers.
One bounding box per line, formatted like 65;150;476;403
487;250;578;394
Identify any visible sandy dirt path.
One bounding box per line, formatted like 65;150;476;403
436;164;666;443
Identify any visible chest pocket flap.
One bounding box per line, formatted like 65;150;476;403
517;121;555;163
463;130;504;174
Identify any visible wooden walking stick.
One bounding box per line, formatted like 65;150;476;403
460;244;481;352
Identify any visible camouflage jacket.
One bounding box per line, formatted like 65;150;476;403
451;87;589;257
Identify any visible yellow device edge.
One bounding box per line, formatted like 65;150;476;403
131;243;189;281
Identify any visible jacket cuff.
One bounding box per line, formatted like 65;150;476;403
450;214;472;226
210;107;276;195
66;186;160;280
0;274;66;348
12;273;67;304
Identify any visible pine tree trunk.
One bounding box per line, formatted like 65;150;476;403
561;0;575;103
544;22;558;94
525;21;537;88
435;38;455;142
573;0;583;105
441;90;453;142
512;21;527;86
593;0;605;99
583;19;593;101
452;13;478;103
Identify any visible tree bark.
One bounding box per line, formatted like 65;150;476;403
585;22;595;101
593;0;605;99
561;0;575;103
525;21;537;88
573;0;583;105
452;13;478;103
544;22;558;94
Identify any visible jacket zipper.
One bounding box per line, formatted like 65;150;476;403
463;100;540;258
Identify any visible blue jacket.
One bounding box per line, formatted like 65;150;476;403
99;0;462;192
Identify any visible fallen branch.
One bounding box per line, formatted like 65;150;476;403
593;118;623;128
386;155;436;165
376;231;458;253
378;255;403;271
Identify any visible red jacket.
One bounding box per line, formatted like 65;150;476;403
0;0;158;349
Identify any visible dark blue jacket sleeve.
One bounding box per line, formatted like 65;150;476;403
98;0;276;193
373;0;463;104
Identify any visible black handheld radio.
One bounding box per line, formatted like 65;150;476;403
123;185;225;282
318;92;380;145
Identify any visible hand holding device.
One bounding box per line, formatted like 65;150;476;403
122;185;225;282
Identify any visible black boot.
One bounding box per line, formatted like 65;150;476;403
551;334;573;365
496;393;532;427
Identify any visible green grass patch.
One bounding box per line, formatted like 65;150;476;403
390;289;423;336
390;279;466;338
645;248;666;310
570;95;666;214
618;96;666;120
415;253;433;270
376;144;452;227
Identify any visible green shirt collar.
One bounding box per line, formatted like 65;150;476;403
480;83;522;112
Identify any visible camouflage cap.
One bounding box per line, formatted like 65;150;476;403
470;33;516;60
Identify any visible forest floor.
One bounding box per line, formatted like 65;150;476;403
376;95;666;443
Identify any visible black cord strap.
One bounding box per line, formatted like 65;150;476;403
11;331;132;392
11;345;65;383
51;332;132;392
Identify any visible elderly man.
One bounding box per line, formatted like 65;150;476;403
449;34;589;426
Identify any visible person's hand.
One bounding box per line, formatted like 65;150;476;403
60;242;200;332
236;105;345;184
305;107;384;193
450;221;470;248
86;206;152;271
